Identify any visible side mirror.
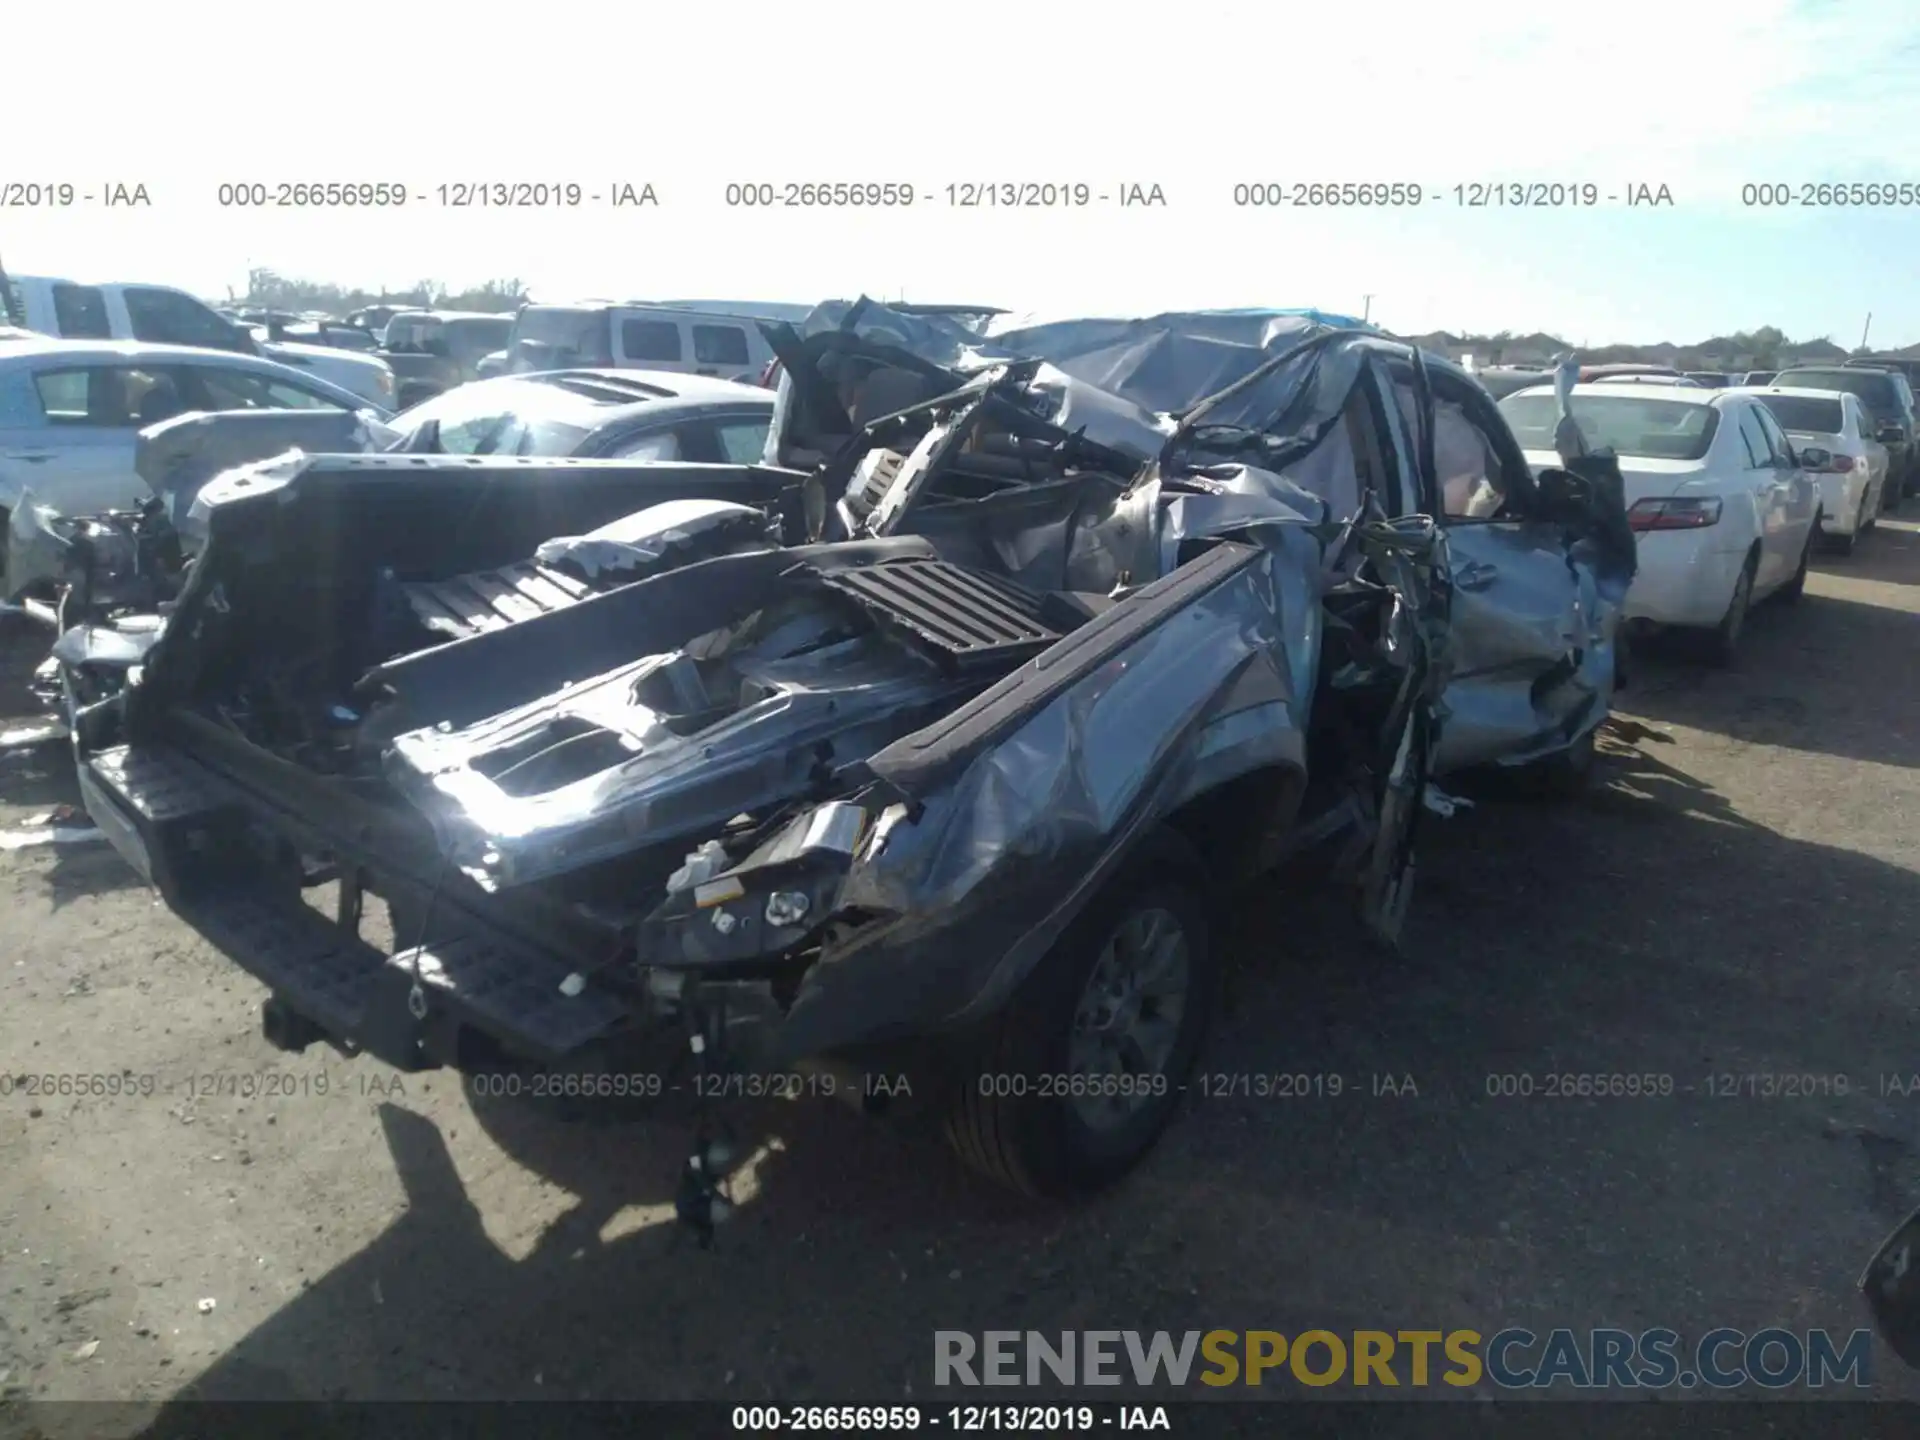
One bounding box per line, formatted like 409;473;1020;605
1797;445;1831;471
1863;1204;1920;1368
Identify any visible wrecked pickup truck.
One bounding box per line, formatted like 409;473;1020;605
67;306;1633;1222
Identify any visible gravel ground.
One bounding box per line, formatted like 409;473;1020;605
4;517;1920;1423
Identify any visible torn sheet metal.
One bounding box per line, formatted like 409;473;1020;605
791;297;1014;368
638;539;1328;1059
766;511;1446;1058
1372;357;1635;776
137;407;383;542
993;310;1384;418
531;498;773;581
6;494;103;607
382;542;984;890
5;491;182;648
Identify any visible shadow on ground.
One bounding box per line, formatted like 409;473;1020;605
1816;515;1920;590
0;739;147;909
1622;584;1920;770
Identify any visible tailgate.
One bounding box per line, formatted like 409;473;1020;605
77;740;637;1071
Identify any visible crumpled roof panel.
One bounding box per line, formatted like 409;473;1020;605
992;311;1384;416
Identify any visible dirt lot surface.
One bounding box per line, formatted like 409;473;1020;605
4;519;1920;1425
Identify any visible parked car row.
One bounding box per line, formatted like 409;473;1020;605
265;298;810;403
471;300;783;383
1776;360;1919;506
1497;377;1898;664
5;275;396;410
1470;357;1914;661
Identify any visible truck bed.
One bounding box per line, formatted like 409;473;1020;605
404;559;595;640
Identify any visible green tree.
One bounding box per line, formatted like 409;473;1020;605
232;270;526;314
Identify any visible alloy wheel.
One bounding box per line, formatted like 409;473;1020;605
1066;907;1192;1131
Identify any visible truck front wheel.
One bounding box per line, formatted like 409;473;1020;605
945;835;1218;1197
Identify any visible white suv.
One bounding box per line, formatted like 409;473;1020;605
491;303;778;384
4;276;395;413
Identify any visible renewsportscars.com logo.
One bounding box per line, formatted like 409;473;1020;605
933;1327;1875;1390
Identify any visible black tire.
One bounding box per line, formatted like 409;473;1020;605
1779;521;1815;603
945;833;1219;1198
1703;552;1756;667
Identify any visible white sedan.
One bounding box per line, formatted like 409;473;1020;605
1498;381;1823;664
0;339;380;520
1739;385;1887;553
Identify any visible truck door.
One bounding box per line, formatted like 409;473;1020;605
1376;357;1610;775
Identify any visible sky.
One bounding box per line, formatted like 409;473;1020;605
6;0;1920;347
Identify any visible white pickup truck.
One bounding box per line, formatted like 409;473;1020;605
4;276;395;413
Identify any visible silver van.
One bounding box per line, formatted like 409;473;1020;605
493;303;779;383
